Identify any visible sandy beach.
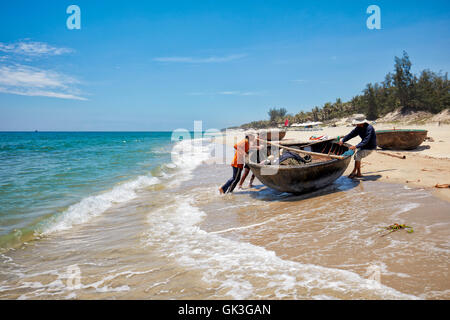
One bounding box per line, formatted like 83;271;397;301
202;123;450;299
1;129;449;300
1;0;449;304
287;123;450;202
221;123;450;202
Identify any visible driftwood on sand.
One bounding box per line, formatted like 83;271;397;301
376;151;406;160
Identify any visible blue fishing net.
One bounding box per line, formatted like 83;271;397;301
342;150;355;156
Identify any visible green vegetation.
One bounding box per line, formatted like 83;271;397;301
381;223;414;237
238;52;449;129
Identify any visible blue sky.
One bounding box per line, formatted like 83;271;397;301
0;0;449;131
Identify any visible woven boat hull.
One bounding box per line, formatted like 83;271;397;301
248;141;352;194
376;129;427;150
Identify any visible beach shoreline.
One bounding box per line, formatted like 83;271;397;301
221;123;450;202
0;130;449;299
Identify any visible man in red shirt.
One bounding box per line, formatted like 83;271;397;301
219;135;254;194
238;133;261;189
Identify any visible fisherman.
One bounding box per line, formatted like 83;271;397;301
339;115;377;179
238;153;257;189
238;134;261;189
219;134;257;194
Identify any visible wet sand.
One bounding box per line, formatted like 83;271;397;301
200;164;450;299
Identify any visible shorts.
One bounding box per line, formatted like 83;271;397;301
354;149;373;161
244;163;250;170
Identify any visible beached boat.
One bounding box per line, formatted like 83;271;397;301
257;129;286;141
248;140;352;194
376;129;428;150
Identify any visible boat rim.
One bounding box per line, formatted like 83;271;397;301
375;129;428;133
248;142;352;170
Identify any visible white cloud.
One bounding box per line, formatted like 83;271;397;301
218;91;240;95
0;65;86;101
154;54;246;63
0;40;85;100
0;41;73;56
240;91;260;96
0;87;86;100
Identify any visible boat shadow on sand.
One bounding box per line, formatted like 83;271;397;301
235;174;382;203
382;145;431;153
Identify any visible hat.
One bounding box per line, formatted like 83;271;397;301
352;115;369;125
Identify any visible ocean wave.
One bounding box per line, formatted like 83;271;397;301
169;138;214;183
11;268;135;299
144;197;418;300
2;137;215;248
41;175;161;234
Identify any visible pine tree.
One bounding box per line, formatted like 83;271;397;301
393;51;415;109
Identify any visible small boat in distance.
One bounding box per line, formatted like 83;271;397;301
248;140;352;194
376;129;428;150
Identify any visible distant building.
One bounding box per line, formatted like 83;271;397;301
290;121;323;130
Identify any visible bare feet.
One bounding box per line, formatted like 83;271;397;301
238;184;243;189
248;184;254;188
348;173;356;179
219;187;224;194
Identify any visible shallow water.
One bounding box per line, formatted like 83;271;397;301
0;136;449;299
0;132;173;249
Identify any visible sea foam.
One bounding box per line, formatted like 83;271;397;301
144;196;419;300
42;137;214;235
42;175;160;234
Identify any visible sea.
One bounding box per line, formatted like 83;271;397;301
0;131;449;299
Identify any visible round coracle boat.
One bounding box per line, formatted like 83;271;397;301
376;129;428;150
248;140;352;194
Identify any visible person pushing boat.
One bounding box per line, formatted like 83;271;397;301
339;115;377;179
219;134;258;194
238;133;262;189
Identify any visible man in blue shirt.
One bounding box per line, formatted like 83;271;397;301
339;115;377;179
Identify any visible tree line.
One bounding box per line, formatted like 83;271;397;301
238;52;449;129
